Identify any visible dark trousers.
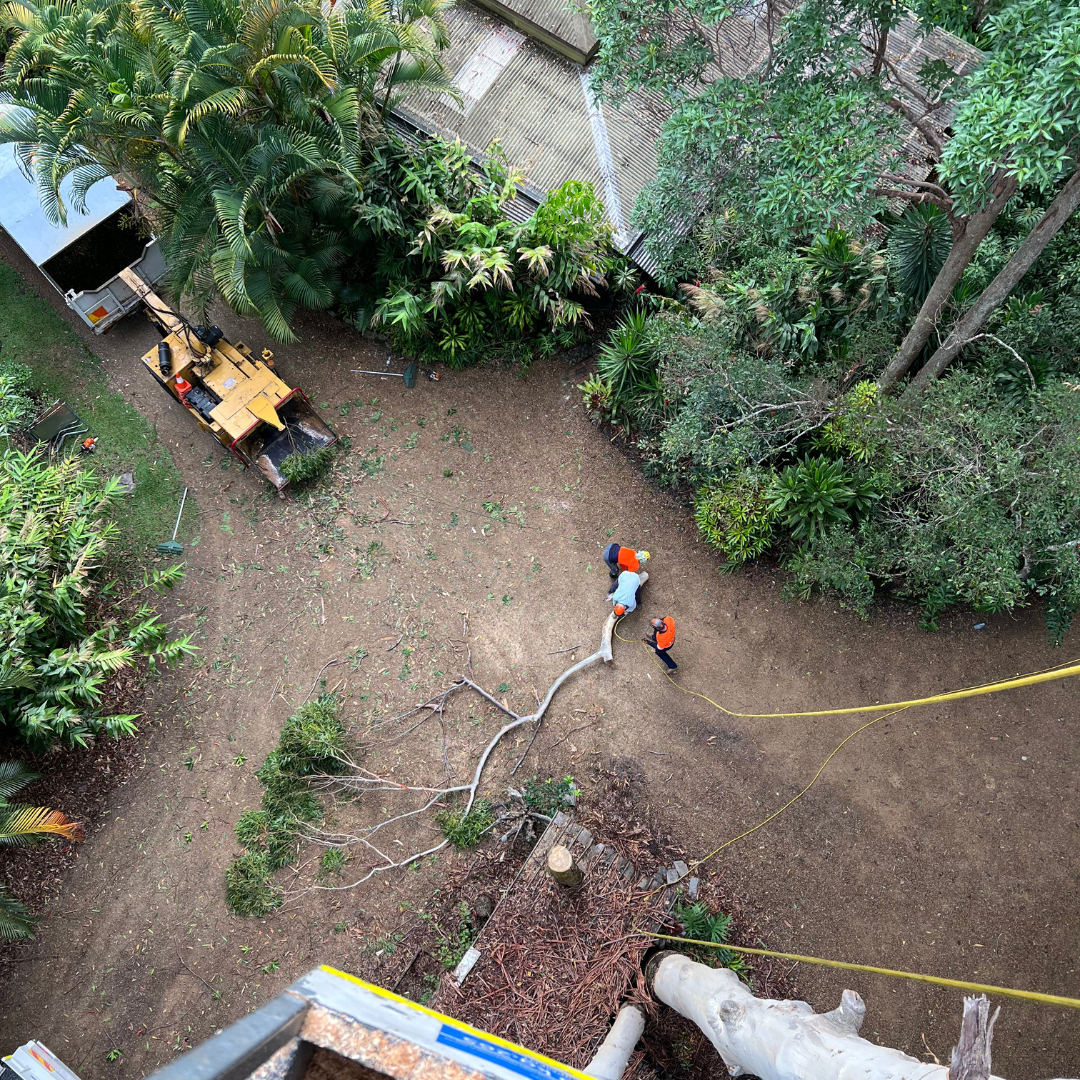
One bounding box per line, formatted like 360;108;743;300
602;542;621;578
651;645;677;670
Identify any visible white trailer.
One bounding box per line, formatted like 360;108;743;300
0;140;166;333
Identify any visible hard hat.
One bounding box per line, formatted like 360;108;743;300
638;550;651;562
614;604;626;616
651;618;665;630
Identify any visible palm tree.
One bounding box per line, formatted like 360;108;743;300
0;761;85;846
0;761;83;941
0;0;455;339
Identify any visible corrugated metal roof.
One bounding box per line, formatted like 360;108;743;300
391;5;984;280
471;0;597;64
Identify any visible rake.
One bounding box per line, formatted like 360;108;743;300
157;488;188;557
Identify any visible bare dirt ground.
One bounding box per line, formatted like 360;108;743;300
1;239;1077;1080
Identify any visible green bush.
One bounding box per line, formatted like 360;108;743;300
0;449;194;749
226;694;347;914
354;140;619;367
437;799;495;849
766;456;879;541
596;311;655;398
694;471;777;564
674;900;749;977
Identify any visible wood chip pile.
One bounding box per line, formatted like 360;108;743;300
436;811;679;1069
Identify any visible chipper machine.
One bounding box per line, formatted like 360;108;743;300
120;268;337;491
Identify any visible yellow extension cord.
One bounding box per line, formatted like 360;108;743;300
614;620;1080;1007
641;931;1080;1011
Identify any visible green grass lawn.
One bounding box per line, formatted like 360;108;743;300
0;259;191;560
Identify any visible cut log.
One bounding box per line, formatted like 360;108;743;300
584;1005;645;1080
547;845;584;887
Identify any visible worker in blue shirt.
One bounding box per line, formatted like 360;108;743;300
610;569;646;616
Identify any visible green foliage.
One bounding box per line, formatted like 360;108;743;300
0;262;190;557
0;359;35;436
0;884;36;940
281;446;337;487
225;851;280;918
766;456;878;541
694;472;777;565
673;900;749;977
437;799;495;849
318;847;348;880
887;205;952;309
520;775;580;817
596;312;656;397
938;0;1080;214
0;450;195;749
0;0;454;342
226;694;347;915
357;140;615;366
433;900;476;969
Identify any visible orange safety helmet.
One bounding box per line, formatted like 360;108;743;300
650;618;665;631
614;604;626;616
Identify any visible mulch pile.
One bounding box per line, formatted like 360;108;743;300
432;789;799;1080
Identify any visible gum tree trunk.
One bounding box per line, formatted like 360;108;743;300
905;166;1080;395
647;952;1076;1080
879;175;1018;393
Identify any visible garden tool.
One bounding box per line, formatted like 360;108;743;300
157;487;188;557
351;358;434;388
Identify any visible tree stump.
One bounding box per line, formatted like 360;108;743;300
546;845;584;887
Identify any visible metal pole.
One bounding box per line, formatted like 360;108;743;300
170;488;189;543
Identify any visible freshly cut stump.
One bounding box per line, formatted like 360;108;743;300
547;845;584;887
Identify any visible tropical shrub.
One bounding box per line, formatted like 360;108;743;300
0;450;195;749
766;457;878;541
0;760;85;940
887;205;952;310
694;472;777;565
0;886;35;940
226;694;347;916
356;139;622;366
0;760;84;847
596;312;655;397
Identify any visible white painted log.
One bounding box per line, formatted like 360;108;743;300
584;1005;645;1080
647;953;1048;1080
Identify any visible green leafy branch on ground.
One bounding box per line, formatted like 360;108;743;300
226;694;347;917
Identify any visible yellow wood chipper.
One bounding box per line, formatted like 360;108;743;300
121;269;336;490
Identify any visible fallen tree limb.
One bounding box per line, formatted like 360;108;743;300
293;612;616;895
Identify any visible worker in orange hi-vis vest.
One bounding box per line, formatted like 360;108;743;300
644;617;677;671
602;543;650;594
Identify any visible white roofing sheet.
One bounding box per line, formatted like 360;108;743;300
0;140;128;267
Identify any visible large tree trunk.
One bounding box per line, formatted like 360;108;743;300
879;175;1018;392
905;166;1080;395
646;952;1075;1080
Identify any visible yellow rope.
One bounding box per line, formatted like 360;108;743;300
642;932;1080;1010
614;618;1080;1008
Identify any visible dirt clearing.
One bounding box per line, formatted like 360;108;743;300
0;245;1077;1080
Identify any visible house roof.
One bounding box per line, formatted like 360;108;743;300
392;8;984;279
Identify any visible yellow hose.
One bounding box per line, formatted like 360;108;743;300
643;931;1080;1010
